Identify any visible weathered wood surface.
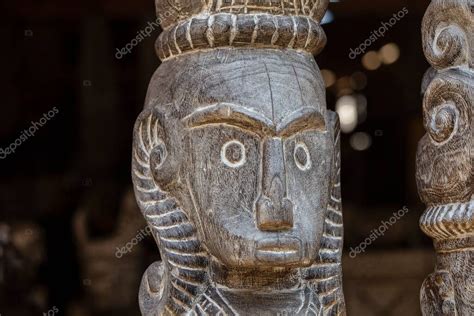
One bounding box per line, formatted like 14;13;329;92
417;0;473;315
132;0;346;315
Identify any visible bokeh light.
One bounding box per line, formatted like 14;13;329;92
350;132;372;151
336;95;358;133
362;51;382;71
321;69;336;88
379;43;400;65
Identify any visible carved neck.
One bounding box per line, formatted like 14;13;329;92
434;236;474;253
208;258;310;315
209;257;302;291
214;286;309;315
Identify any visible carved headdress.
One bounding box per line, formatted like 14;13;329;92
154;0;329;60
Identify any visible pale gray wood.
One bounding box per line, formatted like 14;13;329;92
417;1;473;315
132;1;346;314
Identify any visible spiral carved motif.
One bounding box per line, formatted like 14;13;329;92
428;103;457;143
422;0;474;70
422;75;471;145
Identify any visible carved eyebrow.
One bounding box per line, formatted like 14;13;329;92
183;103;326;137
182;103;273;136
276;107;327;137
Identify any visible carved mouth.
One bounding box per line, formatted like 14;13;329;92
255;237;302;264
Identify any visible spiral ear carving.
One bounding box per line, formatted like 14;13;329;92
133;109;167;206
422;0;474;70
133;109;179;193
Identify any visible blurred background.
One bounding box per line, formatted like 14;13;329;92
1;0;435;315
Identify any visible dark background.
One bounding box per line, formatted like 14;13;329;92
1;0;433;315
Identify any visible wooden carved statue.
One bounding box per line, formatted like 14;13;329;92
417;0;473;315
132;0;346;314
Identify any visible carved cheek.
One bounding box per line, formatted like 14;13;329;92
187;127;260;222
284;134;332;205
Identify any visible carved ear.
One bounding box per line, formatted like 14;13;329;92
149;138;176;190
133;108;180;192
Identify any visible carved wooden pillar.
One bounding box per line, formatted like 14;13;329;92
132;0;346;314
417;1;473;315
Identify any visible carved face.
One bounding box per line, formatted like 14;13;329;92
141;50;336;270
178;103;333;268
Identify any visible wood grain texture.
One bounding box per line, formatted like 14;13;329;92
417;1;473;315
132;0;345;313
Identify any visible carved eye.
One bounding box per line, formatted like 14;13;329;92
221;140;246;168
294;143;311;171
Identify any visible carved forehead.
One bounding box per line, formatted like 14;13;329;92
145;50;327;122
191;52;326;122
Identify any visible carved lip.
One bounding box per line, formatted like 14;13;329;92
255;237;302;263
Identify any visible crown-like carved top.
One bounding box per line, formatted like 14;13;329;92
154;0;329;60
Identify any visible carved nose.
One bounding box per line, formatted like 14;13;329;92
256;138;294;231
